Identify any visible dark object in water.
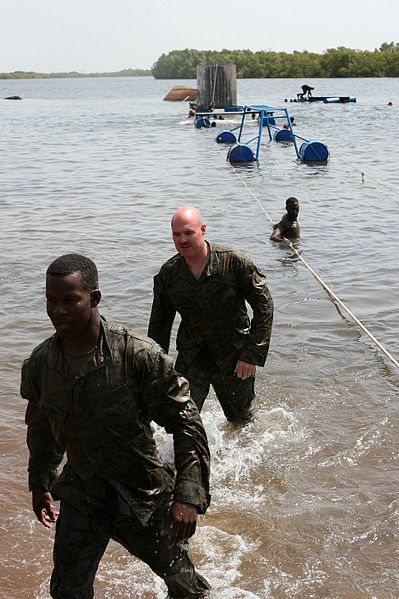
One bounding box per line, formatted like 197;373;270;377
291;95;356;104
4;95;22;100
163;86;197;101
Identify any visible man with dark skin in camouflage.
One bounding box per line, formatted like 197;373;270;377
148;207;273;423
21;253;211;599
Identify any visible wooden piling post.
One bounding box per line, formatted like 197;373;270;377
197;65;237;109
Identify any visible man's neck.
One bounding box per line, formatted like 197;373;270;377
62;311;101;355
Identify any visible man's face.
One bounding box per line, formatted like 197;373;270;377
287;201;299;220
46;272;94;339
171;216;206;259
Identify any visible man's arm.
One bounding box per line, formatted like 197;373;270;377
140;346;211;542
270;225;284;242
25;401;64;527
22;359;64;527
237;258;274;367
148;273;176;354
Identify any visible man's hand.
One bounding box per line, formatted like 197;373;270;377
162;501;199;547
32;489;59;528
235;360;256;380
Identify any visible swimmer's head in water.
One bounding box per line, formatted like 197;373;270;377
285;197;299;220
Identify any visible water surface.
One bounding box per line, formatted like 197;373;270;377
1;76;398;598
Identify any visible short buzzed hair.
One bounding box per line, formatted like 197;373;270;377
286;196;298;208
47;254;98;290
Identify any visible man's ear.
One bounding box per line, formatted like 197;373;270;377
91;290;101;308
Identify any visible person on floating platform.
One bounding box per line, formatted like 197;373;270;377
21;253;211;599
270;197;300;242
297;84;314;99
148;206;274;423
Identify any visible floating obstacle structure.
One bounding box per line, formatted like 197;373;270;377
163;86;197;102
197;64;237;109
194;104;329;163
288;95;357;104
190;63;329;163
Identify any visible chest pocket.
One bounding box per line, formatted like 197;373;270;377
99;384;133;415
200;275;239;310
38;369;72;426
170;274;239;315
95;383;146;440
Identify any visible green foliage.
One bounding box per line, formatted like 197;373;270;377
379;41;399;53
2;44;398;80
151;44;399;78
0;68;151;80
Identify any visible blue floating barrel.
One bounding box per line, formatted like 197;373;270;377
227;143;255;162
299;140;329;162
216;130;237;144
195;116;211;129
274;128;293;142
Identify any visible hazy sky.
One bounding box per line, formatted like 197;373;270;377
1;0;398;72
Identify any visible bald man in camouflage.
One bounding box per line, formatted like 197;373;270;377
148;206;274;423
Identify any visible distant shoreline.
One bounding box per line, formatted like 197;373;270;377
4;41;399;80
0;68;152;80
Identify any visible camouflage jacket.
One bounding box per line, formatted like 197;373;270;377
21;319;210;525
148;242;274;368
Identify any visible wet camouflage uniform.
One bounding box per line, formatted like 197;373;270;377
21;319;211;599
148;243;273;421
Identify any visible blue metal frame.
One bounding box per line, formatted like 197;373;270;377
194;104;328;163
241;105;301;160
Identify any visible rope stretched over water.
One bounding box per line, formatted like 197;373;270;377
333;153;399;199
228;162;399;370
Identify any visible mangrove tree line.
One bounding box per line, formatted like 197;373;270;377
151;43;399;79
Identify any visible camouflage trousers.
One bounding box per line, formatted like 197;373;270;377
176;346;255;422
50;499;210;599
